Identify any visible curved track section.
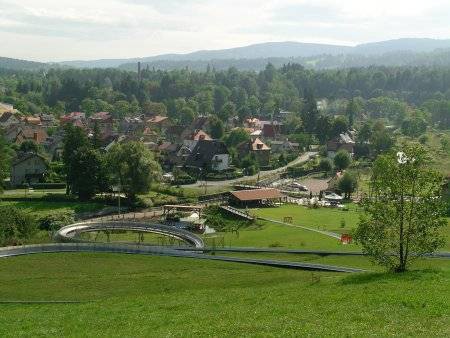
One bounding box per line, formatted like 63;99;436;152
0;243;364;273
55;221;204;248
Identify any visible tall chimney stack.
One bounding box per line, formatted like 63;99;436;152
138;62;142;82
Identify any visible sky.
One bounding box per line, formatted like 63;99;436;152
1;0;449;62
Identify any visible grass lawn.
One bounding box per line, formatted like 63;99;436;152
78;231;188;246
0;199;106;218
234;205;450;251
0;253;448;337
252;204;361;233
205;220;360;252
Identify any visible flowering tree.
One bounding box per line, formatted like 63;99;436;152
355;144;446;272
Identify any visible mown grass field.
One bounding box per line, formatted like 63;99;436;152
0;253;448;337
231;205;450;251
0;199;105;218
252;204;361;233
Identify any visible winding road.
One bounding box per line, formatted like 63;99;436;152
182;152;317;188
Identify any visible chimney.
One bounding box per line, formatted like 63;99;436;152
138;62;142;82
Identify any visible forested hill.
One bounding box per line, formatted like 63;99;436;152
60;38;450;69
0;57;50;71
4;38;450;72
118;49;450;72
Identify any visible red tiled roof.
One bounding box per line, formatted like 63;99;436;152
231;188;283;201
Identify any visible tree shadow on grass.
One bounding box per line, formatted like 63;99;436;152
341;268;442;285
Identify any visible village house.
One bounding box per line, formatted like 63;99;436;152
119;116;144;135
39;113;57;128
187;129;212;141
23;116;42;126
176;140;199;164
270;139;300;153
10;152;48;187
180;116;210;140
244;118;262;130
185;139;230;172
147;115;170;133
327;132;355;158
89;111;114;137
15;127;48;145
60;112;87;129
237;137;271;167
261;121;284;139
157;141;180;169
0;111;20;129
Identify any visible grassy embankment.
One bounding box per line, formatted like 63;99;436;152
0;253;448;337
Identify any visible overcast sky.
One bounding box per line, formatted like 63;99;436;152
1;0;449;62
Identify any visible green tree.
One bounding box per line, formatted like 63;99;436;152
225;128;250;148
62;125;89;194
331;116;349;138
0;207;37;246
19;140;40;154
401;116;428;137
0;131;12;193
179;106;196;125
319;158;333;173
107;142;161;202
301;89;318;133
371;129;395;155
71;146;108;201
355;145;446;272
142;101;167;116
209;116;225;139
213;86;230;112
113;100;131;119
338;172;358;199
346;98;359;127
218;101;236;122
333;150;352;170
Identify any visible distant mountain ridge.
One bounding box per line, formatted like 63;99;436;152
0;56;49;71
3;38;450;71
59;38;450;69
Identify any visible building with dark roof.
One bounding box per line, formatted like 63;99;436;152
185;140;230;172
11;152;48;187
327;132;355;158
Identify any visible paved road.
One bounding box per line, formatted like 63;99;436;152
182;152;317;188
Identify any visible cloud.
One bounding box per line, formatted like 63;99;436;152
0;0;449;61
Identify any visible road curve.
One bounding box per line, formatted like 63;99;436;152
55;221;205;248
182;152;317;188
0;243;364;273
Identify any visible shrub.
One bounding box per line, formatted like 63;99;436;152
334;150;352;170
319;158;333;172
0;207;37;246
38;210;75;231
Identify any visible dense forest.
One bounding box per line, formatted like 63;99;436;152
1;64;449;131
119;49;450;72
